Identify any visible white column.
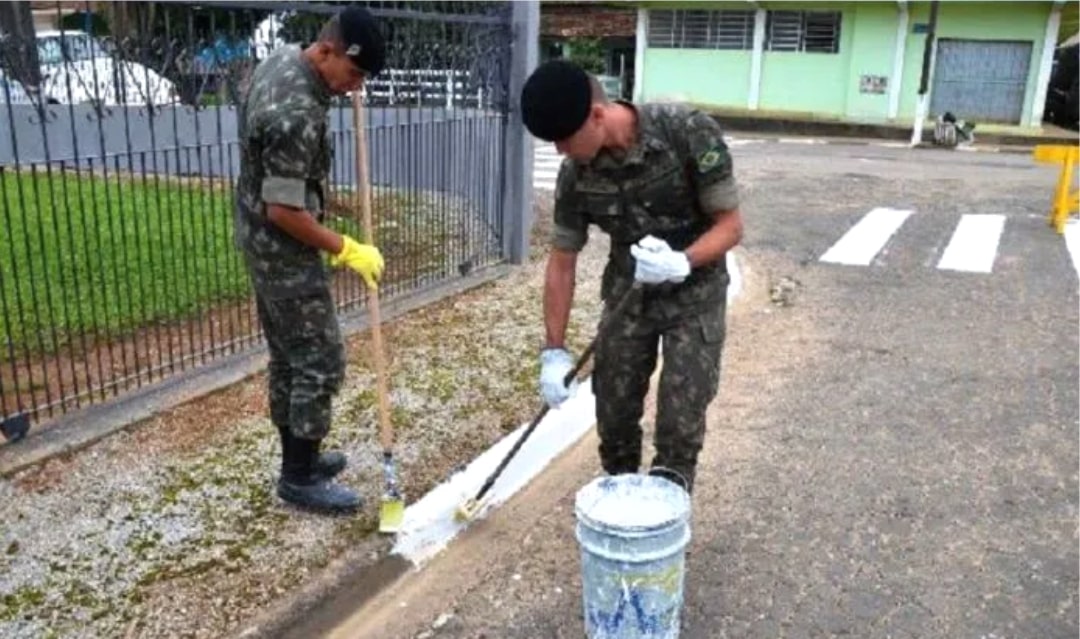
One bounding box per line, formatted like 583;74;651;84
910;34;939;146
910;80;931;145
748;8;767;109
634;8;647;102
1029;0;1064;127
887;1;909;120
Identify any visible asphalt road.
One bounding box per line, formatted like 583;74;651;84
326;140;1080;639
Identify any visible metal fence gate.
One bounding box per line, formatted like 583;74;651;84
930;38;1033;124
0;1;523;439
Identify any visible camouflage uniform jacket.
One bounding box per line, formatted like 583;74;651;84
234;45;334;299
552;101;739;318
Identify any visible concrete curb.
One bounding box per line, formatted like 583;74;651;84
0;266;512;478
237;251;748;638
712;112;1078;149
727;133;1043;156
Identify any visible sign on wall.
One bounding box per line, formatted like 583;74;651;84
859;74;889;94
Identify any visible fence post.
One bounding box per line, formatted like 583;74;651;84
502;0;539;265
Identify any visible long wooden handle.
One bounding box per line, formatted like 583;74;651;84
352;91;394;453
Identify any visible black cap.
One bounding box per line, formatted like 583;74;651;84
339;5;386;77
520;59;592;142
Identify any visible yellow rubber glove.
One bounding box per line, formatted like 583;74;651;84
330;235;384;289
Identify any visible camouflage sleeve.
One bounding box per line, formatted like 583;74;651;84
551;159;589;252
259;112;318;210
682;109;739;213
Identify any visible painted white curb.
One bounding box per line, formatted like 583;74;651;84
391;378;598;565
391;251;745;567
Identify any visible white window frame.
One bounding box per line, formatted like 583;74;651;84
646;9;756;51
765;10;842;54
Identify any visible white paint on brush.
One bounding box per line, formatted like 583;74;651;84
936;214;1006;274
820;207;913;266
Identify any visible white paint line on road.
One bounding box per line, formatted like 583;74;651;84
1064;218;1080;282
727;251;742;301
778;137;825;145
391;255;745;567
820;207;913;266
936;214;1006;274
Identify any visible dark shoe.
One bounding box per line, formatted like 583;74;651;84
311;449;347;479
277;425;347;479
601;457;639;477
648;466;693;494
278;436;362;514
276;477;363;514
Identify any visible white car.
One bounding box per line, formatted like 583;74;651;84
34;30;178;106
0;68;33;104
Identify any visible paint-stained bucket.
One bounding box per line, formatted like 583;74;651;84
574;473;692;639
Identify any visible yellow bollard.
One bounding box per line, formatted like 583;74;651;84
1033;144;1080;234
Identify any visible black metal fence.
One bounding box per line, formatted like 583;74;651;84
0;1;516;439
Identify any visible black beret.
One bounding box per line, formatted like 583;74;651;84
339;5;386;77
520;59;592;142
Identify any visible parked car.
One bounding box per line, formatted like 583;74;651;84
0;67;33;104
33;30;179;106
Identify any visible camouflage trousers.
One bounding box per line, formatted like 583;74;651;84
592;299;726;492
254;286;346;441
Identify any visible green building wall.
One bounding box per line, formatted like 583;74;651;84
638;1;1055;125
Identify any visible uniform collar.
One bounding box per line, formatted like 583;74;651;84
590;100;665;170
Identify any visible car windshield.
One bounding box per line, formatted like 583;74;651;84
37;34;107;65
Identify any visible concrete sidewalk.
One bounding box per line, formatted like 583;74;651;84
704;106;1079;149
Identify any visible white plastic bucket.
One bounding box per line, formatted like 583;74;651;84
574;473;692;639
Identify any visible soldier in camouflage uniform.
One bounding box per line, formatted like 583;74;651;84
520;60;745;494
235;6;386;513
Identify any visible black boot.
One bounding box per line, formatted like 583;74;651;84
276;425;347;480
277;437;363;514
648;466;693;495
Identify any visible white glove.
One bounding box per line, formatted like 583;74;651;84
539;348;577;408
630;235;691;284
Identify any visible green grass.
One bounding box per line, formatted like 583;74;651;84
0;169;249;356
0;171;480;358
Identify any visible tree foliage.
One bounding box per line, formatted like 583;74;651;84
566;37;605;75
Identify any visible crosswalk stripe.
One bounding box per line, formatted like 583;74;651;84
820;207;913;266
935;214;1006;273
532;136;753;190
533;145;560;190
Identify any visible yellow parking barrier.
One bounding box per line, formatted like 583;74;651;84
1033;144;1080;234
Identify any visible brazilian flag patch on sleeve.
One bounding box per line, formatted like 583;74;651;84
697;147;726;173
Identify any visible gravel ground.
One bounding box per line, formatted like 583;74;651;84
0;192;614;639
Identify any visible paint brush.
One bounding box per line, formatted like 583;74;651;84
454;284;642;523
